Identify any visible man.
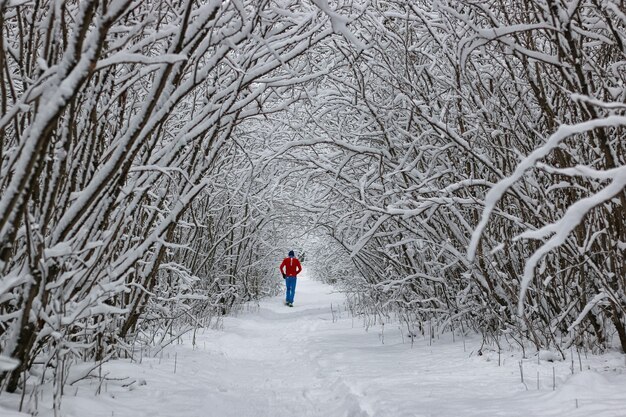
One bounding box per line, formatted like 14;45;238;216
279;250;302;307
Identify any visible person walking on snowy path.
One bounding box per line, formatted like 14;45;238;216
280;250;302;307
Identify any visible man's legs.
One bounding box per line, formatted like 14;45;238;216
285;277;297;304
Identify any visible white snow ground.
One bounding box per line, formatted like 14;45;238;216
2;273;626;417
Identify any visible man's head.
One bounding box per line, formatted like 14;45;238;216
288;250;295;258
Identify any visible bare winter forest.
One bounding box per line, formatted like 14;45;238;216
0;0;625;410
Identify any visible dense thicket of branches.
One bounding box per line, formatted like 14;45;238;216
265;0;626;356
1;0;625;409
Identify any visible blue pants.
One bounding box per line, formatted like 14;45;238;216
285;276;297;303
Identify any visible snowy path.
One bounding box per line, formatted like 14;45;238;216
5;274;626;417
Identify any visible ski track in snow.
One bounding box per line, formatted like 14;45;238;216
2;274;626;417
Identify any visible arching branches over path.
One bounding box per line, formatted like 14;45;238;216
1;0;625;406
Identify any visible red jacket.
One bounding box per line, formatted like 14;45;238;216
280;257;302;277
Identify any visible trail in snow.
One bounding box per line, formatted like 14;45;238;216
3;274;626;417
